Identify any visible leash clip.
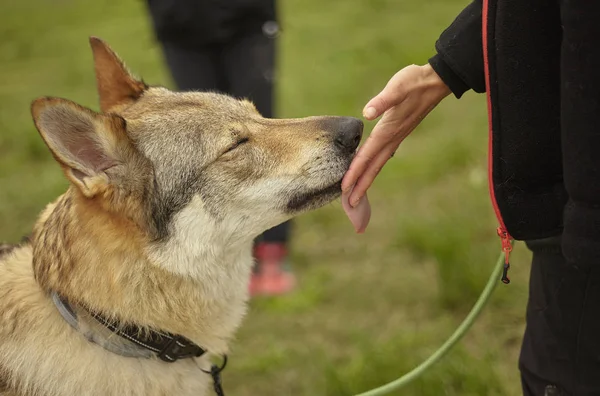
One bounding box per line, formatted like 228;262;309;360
211;365;224;396
202;355;228;396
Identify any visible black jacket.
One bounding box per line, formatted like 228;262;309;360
146;0;277;47
429;0;600;270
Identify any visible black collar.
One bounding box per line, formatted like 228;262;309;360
53;293;227;395
56;293;206;362
88;307;206;363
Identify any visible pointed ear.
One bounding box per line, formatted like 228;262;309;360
31;97;134;197
89;36;147;112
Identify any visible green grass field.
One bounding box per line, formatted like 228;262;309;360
0;1;531;394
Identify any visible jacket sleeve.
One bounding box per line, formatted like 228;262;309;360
428;0;485;99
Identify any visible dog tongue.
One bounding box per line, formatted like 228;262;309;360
341;188;371;234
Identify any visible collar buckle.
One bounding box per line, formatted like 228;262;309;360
157;335;205;363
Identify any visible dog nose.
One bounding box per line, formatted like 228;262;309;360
334;117;364;153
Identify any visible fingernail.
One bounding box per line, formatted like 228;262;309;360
350;196;360;208
342;180;354;193
363;107;376;119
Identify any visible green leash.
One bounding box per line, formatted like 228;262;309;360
355;251;506;396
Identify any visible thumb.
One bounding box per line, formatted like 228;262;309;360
362;84;403;121
363;67;415;120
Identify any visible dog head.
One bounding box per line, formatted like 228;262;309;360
30;38;362;275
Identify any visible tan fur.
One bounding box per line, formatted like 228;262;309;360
0;37;362;396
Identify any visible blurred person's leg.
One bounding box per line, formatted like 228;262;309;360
222;23;295;296
160;42;225;93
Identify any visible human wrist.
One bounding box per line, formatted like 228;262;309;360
421;63;452;100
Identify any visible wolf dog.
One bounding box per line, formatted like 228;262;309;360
0;37;363;396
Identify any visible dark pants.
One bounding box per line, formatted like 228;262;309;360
158;31;290;244
520;236;600;395
519;2;600;394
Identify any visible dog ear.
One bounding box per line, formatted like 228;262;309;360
89;36;147;112
31;97;136;197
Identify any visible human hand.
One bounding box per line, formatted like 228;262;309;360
341;64;451;208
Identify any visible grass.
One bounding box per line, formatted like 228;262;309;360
0;0;530;395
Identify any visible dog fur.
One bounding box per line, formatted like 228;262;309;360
0;37;362;396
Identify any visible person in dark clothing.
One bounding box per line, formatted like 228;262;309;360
145;0;295;297
342;1;600;395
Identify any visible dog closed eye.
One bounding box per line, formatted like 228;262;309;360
224;137;249;154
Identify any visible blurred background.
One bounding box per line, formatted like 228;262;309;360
0;0;531;395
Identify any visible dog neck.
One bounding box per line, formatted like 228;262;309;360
32;190;254;355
